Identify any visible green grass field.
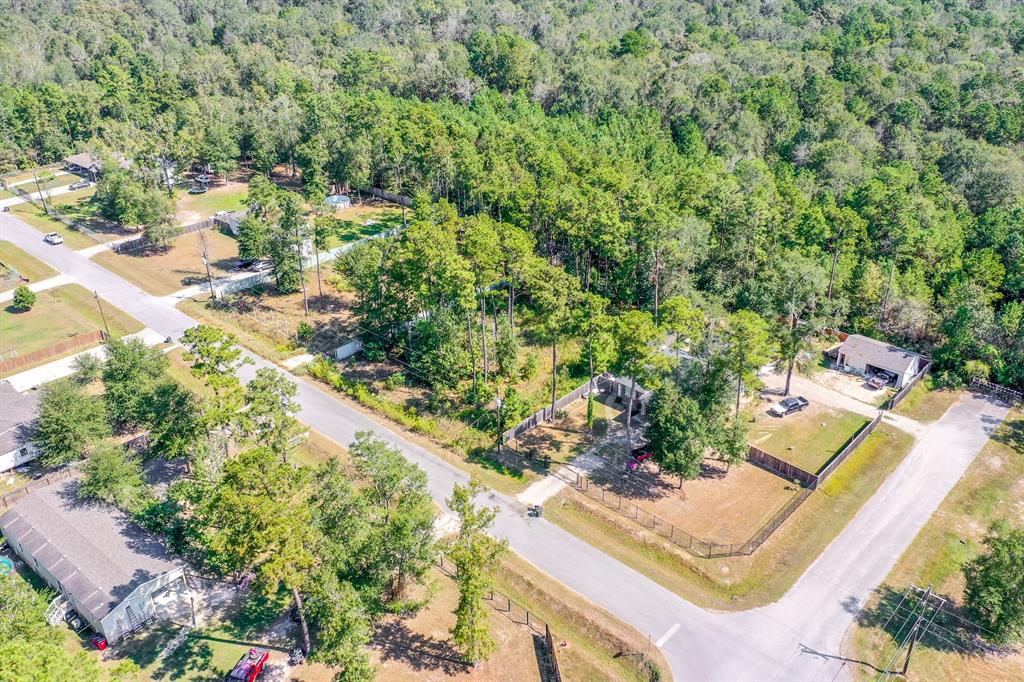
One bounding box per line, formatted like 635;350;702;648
0;240;56;290
751;406;870;473
1;284;144;373
174;184;249;224
892;376;959;422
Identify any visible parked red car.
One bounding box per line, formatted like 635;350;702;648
630;446;653;463
228;648;269;682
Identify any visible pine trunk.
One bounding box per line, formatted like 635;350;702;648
292;586;312;655
550;339;557;419
625;378;636;458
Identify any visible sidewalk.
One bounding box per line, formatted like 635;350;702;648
0;273;73;302
4;327;168;391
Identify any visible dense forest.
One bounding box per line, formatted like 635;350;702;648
1;0;1023;387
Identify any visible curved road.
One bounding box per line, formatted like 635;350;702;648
1;212;1009;681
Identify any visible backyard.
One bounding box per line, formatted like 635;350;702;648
0;240;56;290
174;181;250;224
749;401;870;474
92;229;240;296
0;283;144;375
847;411;1024;681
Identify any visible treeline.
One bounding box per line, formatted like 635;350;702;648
1;0;1023;386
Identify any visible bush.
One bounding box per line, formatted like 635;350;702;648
297;320;315;345
383;371;406;390
520;354;538;380
11;285;36;310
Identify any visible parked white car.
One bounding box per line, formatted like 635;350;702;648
43;232;64;245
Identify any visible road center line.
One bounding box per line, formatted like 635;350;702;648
654;622;681;648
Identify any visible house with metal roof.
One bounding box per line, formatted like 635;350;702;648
0;381;40;473
0;476;187;644
835;334;923;388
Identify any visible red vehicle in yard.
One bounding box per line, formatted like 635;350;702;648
228;648;269;682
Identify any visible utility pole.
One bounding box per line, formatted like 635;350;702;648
32;173;50;215
901;587;944;677
295;221;309;317
199;231;217;301
93;290;110;336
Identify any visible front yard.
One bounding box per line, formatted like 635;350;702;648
174;182;250;225
546;423;916;610
0;284;144;375
0;240;56;290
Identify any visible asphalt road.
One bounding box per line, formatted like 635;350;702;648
1;212;1010;681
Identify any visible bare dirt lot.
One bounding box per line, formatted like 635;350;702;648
585;442;802;544
510;395;625;465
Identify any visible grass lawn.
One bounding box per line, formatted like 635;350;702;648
846;412;1024;681
322;204;405;249
750;404;870;473
0;240;56;290
92;229;239;296
174;182;250;225
892;376;960;423
0;284;144;375
546;423;916;610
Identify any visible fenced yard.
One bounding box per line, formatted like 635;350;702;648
0;240;55;291
92;229;241;296
749;402;870;474
0;284;143;376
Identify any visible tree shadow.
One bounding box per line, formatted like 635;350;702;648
372;618;470;675
992;415;1023;454
856;585;1015;659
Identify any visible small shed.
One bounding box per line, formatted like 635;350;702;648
0;381;40;473
836;334;921;388
325;194;351;210
0;477;187;644
214;209;250;235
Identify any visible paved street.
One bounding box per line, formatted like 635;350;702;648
1;210;1010;681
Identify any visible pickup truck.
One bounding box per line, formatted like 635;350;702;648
768;396;809;417
228;648;269;682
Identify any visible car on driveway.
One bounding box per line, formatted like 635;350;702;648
867;371;895;390
68;180;91;190
768;396;809;417
630;445;654;463
43;232;64;245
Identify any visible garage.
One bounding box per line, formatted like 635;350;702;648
835;334;922;388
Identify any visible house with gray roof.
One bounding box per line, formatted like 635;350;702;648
0;381;40;473
0;476;187;644
836;334;922;388
64;152;131;181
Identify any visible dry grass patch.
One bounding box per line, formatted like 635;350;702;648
92;229;239;296
547;424;915;610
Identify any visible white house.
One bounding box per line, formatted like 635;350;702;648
0;477;188;644
0;381;40;473
835;334;922;388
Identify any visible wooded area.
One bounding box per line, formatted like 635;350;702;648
0;0;1022;387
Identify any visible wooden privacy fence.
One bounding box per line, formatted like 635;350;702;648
747;446;818;487
501;375;610;444
0;330;105;374
970;377;1023;406
0;468;75;511
111;217;220;254
885;360;932;410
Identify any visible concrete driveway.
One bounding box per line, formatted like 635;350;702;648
1;211;1010;681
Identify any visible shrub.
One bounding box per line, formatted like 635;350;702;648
383;371;406;390
11;285;36;310
520;354;538;380
297;320;315;344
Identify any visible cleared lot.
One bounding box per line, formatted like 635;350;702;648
92;229;239;296
0;240;56;290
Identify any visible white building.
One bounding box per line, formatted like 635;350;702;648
0;476;188;644
0;381;40;473
836;334;923;388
